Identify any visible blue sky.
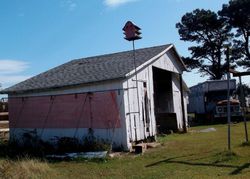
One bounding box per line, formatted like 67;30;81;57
0;0;249;91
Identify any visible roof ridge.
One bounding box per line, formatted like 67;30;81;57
72;44;171;62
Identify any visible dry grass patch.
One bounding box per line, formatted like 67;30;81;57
0;158;53;179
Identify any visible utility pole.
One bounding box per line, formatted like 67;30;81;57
226;46;231;151
239;76;248;142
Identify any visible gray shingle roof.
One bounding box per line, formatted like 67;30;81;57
1;44;173;94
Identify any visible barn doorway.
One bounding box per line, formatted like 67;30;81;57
152;67;177;133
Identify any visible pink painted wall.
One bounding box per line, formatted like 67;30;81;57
9;91;121;129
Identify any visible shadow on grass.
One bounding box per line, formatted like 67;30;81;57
145;157;237;168
145;152;250;175
230;163;250;175
240;141;250;147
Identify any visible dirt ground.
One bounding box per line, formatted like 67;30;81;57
0;121;9;129
0;121;9;140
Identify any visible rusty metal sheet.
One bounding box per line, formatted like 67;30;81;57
9;91;121;129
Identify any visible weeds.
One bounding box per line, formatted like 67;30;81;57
56;137;81;154
0;158;52;179
0;129;110;159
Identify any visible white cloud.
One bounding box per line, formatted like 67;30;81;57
104;0;139;8
0;60;29;75
0;60;30;89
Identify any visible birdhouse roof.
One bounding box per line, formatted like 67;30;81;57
122;21;141;31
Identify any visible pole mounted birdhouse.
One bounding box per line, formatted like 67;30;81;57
122;21;142;125
123;21;142;41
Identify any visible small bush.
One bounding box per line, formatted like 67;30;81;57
21;131;54;157
0;131;54;158
82;136;110;152
81;128;110;152
0;139;9;157
56;137;81;154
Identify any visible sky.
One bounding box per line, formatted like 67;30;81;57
0;0;249;92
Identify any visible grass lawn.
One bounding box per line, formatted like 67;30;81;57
1;122;250;178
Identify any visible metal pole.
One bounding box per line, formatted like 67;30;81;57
132;40;140;139
239;76;249;142
226;47;231;151
132;41;140;114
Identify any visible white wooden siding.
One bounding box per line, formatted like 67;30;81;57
123;50;188;142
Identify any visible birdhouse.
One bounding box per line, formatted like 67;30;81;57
123;21;142;41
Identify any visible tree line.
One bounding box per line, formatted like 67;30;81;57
176;0;250;80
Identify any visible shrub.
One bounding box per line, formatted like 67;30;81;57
0;138;9;157
3;131;54;158
82;137;110;152
21;131;54;156
56;137;81;154
81;129;110;152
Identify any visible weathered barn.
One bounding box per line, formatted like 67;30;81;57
1;44;188;150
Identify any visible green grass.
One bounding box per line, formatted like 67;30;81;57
2;122;250;178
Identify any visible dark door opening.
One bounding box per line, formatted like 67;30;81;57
152;67;177;133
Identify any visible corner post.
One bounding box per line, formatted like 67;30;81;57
179;74;187;133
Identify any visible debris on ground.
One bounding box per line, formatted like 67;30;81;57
108;152;123;158
132;142;161;154
133;143;147;154
46;151;107;160
146;142;161;149
199;128;216;133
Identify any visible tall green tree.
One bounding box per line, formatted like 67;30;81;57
236;83;250;96
176;9;233;80
219;0;250;69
